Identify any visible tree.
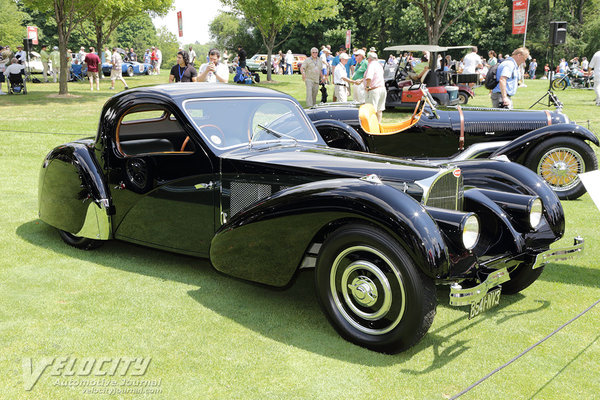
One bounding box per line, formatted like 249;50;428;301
221;0;339;81
115;13;157;53
209;11;261;56
155;26;179;69
411;0;477;45
22;0;96;95
0;0;28;48
88;0;171;55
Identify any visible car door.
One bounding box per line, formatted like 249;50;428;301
106;103;217;257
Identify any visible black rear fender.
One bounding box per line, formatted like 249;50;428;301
209;178;450;287
490;123;599;163
312;119;368;152
38;142;112;239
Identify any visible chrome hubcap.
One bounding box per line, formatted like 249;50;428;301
330;246;405;335
537;147;584;191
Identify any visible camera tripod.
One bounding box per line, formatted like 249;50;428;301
529;42;563;110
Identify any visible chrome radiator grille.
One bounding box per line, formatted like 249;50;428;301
423;170;463;211
230;182;272;216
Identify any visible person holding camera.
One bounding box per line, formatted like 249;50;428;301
169;50;197;83
198;49;229;83
490;47;529;109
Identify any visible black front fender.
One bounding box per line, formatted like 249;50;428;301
210;178;450;287
490;123;599;163
312;119;368;152
456;159;565;239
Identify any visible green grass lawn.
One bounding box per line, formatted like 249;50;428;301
0;73;599;399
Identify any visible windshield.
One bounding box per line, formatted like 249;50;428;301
183;98;319;150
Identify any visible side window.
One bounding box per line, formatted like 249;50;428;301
116;105;195;156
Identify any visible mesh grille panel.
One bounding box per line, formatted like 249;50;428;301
230;182;272;216
425;173;463;210
464;121;545;133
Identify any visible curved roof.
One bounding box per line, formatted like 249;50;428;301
114;82;292;104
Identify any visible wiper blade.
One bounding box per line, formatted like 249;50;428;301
253;123;298;145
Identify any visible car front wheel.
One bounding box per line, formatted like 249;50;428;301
458;92;469;104
58;230;102;250
127;66;134;77
525;136;597;200
501;259;543;294
315;224;436;353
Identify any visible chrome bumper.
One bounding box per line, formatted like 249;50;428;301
449;268;510;307
532;236;584;269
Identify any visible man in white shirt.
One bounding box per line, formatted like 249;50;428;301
462;47;482;88
364;52;386;122
588;50;600;106
333;53;353;102
15;45;27;62
198;49;229;83
188;46;197;66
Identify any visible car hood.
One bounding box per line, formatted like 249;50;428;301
221;143;445;184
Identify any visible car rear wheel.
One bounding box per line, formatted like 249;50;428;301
58;230;102;250
501;260;543;294
127;66;134;77
315;224;436;353
525;136;597;200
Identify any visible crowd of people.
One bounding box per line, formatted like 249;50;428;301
0;43;166;94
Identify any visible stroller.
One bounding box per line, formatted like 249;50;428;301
233;66;260;84
7;71;27;94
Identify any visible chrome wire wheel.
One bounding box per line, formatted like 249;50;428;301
537;146;584;192
329;245;406;335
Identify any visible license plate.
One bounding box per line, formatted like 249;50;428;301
469;288;501;319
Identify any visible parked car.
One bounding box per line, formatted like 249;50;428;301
306;88;599;200
102;60;153;77
38;83;583;353
292;54;306;73
246;54;268;72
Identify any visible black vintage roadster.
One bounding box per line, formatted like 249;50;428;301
306;91;599;200
38;84;583;353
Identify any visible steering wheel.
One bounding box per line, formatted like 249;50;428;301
197;124;225;148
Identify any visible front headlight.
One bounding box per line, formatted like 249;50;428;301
461;214;480;250
529;198;543;229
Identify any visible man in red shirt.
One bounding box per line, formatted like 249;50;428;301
84;47;101;91
150;47;158;75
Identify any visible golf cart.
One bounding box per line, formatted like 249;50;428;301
382;45;475;108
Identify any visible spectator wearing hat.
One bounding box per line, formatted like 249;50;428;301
78;46;86;64
50;46;60;82
349;49;368;103
333;53;353;102
300;47;324;107
364;52;386;122
40;45;51;82
15;45;27;62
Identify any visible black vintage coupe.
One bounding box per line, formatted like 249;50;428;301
38;84;583;353
307;91;599;200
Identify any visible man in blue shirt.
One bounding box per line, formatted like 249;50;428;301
491;47;529;108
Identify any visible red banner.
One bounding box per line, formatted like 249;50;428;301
177;11;183;37
27;26;39;45
345;30;351;49
512;0;528;35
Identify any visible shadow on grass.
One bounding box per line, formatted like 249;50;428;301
14;219;575;367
